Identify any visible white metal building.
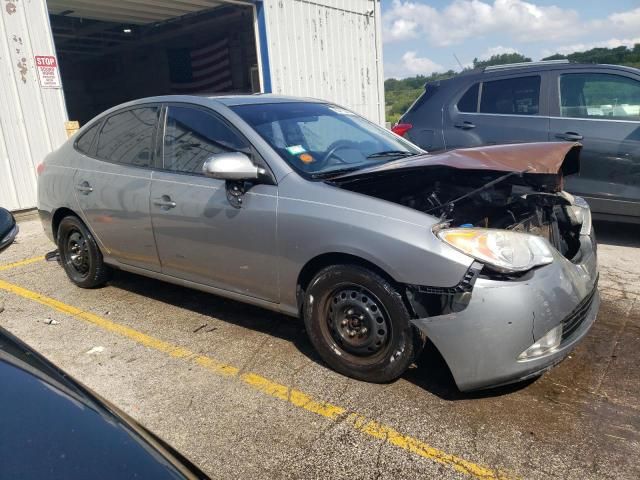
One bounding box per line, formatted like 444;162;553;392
0;0;384;211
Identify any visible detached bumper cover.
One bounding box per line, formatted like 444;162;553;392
412;234;599;392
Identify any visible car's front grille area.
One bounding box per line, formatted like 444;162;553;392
561;277;598;341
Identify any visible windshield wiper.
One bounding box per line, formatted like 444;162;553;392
366;150;417;159
310;166;362;179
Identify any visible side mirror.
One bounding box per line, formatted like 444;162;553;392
0;207;18;253
202;152;265;181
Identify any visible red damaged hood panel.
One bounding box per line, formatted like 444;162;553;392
337;142;581;179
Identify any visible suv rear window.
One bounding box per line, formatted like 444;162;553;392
480;76;540;115
96;107;158;167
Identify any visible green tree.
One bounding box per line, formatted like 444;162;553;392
542;44;640;68
471;52;531;69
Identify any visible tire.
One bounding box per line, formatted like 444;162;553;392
57;215;110;288
303;264;419;383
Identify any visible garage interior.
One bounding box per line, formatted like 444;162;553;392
47;0;260;125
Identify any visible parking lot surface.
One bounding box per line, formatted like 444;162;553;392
1;217;639;479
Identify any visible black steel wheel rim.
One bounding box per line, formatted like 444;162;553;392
324;284;391;359
65;229;90;278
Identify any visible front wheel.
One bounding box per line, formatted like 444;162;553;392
303;265;420;383
57;215;110;288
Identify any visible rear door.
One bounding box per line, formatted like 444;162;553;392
548;69;640;218
444;73;550;149
150;104;279;302
74;106;161;271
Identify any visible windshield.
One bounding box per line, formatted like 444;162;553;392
231;102;422;177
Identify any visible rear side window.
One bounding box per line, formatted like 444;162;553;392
457;83;479;112
96;107;158;167
163;106;248;174
560;73;640;120
480;76;540;115
75;122;100;155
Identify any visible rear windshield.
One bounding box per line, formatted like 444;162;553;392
406;83;439;114
231;102;420;177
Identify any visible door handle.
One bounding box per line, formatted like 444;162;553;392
75;181;93;194
555;132;583;141
454;121;476;130
153;195;176;209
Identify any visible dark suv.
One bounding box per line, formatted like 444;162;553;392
394;60;640;223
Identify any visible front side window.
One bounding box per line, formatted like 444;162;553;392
560;73;640;120
163;106;248;174
480;76;540;115
96;107;158;167
231;102;420;176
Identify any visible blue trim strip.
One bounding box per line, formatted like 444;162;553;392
254;1;272;93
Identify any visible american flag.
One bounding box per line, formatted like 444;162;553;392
168;38;233;94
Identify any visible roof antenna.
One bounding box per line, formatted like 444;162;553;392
453;53;464;71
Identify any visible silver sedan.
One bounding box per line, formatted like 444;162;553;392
37;95;599;391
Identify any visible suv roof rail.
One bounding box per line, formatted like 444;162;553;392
484;59;570;72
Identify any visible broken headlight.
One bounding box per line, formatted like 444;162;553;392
570;196;592;236
437;228;554;273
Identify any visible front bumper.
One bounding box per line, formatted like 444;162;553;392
412;234;599;392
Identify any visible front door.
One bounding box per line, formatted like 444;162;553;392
150;104;279;302
74;106;161;271
444;74;550;150
549;70;640;218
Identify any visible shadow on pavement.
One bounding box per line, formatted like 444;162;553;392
594;220;640;248
109;271;531;400
108;269;321;362
109;269;538;401
403;340;537;401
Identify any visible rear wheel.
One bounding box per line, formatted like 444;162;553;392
57;216;110;288
303;264;419;382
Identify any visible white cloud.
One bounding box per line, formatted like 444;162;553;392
383;0;582;46
606;7;640;36
402;51;445;74
384;18;419;42
384;1;640;50
385;51;445;78
478;46;518;60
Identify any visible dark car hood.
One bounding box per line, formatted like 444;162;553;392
0;327;208;480
334;142;581;181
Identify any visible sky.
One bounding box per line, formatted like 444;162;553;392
382;0;640;78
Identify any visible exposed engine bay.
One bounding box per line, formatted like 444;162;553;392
333;166;583;261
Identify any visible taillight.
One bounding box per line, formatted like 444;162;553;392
392;123;413;138
36;162;45;176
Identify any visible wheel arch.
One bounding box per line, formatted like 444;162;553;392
296;252;402;314
51;207;81;242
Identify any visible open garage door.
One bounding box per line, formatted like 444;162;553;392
48;0;261;125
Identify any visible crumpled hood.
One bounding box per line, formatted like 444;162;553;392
335;142;581;180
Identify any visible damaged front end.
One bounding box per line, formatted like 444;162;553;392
331;143;590;316
333;143;585;264
330;143;599;390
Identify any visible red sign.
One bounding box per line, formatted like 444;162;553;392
35;55;61;88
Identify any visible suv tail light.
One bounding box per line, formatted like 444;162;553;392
392;123;413;138
36;162;45;176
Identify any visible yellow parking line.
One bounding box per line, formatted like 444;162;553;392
0;263;515;479
0;255;44;272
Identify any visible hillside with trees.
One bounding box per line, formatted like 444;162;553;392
385;45;640;125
